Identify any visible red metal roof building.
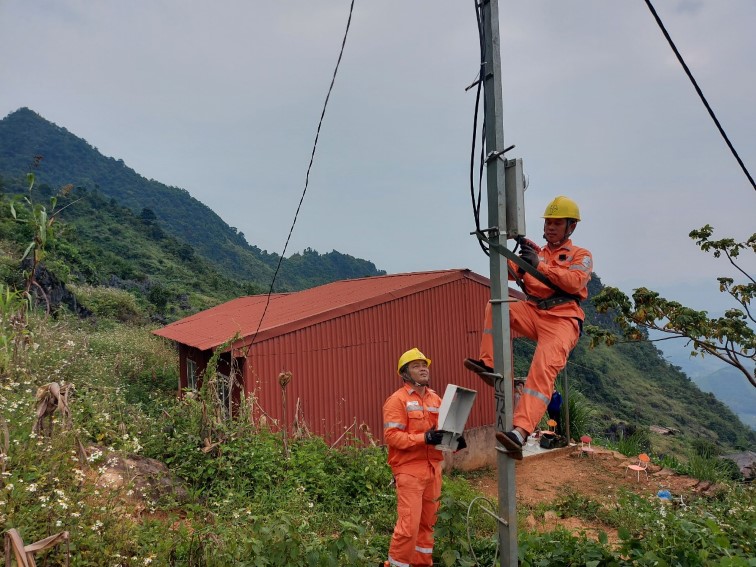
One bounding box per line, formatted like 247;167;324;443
154;269;510;444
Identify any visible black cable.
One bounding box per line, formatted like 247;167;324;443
249;0;355;346
644;0;755;191
470;0;489;256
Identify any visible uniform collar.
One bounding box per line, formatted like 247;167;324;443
546;238;573;252
403;382;431;397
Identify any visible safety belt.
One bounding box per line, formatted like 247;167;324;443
475;231;581;309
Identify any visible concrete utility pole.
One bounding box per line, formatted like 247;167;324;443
480;1;518;564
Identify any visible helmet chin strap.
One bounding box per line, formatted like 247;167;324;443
543;221;576;247
402;374;427;388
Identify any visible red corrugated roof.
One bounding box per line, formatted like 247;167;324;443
153;269;492;351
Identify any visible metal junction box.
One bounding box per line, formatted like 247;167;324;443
435;384;477;452
504;157;526;238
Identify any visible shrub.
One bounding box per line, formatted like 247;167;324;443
68;284;144;322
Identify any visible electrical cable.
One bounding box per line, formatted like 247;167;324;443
644;0;755;191
248;0;356;347
465;496;499;567
470;0;489;256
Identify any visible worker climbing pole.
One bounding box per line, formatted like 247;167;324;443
470;6;594;566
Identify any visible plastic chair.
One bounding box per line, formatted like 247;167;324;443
626;453;650;481
578;435;595;457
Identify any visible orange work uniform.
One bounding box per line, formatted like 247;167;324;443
383;384;444;567
480;238;592;434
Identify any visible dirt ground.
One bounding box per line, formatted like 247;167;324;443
464;446;719;543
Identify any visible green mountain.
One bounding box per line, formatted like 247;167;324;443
0;107;384;291
692;366;756;430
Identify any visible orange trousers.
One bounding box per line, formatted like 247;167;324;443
481;301;579;434
387;466;441;567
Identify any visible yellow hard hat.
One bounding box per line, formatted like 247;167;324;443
543;196;581;221
397;348;431;374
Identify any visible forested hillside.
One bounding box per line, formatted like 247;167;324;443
0;185;257;319
0;107;385;291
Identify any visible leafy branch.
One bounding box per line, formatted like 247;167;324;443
586;225;756;388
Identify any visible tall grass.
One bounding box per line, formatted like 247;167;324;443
562;388;596;440
608;427;651;457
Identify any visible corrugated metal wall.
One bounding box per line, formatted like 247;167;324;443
244;276;494;444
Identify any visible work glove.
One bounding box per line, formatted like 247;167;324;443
519;242;540;268
516;236;542;254
424;429;445;445
455;436;467;451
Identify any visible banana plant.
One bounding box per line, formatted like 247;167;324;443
9;171;76;315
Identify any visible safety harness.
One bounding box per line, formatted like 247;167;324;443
475;231;582;311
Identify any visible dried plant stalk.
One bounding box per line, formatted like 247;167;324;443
32;382;74;436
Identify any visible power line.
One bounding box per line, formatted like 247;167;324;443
644;0;755;191
248;0;356;346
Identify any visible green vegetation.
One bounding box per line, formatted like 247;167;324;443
2;309;753;565
0;186;253;320
517;485;755;566
560;388;597;441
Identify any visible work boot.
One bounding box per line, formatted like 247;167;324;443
463;358;501;387
495;431;524;461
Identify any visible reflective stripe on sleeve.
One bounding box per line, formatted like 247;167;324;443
384;421;406;430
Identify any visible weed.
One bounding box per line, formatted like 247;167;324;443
555;490;603;522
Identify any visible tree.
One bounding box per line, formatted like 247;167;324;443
586;225;756;388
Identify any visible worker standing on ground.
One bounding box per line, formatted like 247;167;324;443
383;348;463;567
547;388;563;436
464;196;592;459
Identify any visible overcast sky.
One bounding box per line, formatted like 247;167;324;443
1;1;754;321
